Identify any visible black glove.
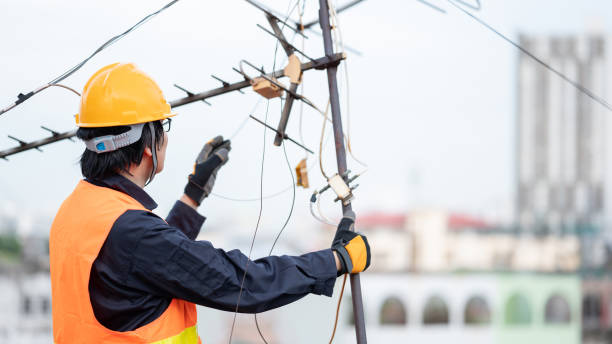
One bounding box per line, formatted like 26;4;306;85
184;136;231;205
331;211;371;276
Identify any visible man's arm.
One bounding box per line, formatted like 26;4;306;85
164;198;205;240
175;194;342;270
123;211;338;313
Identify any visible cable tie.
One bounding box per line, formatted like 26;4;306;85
16;92;34;105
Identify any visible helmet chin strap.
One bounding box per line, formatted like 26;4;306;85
145;122;157;186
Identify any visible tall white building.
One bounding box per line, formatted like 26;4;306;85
517;35;608;243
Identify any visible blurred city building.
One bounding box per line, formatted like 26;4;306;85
0;273;51;344
516;34;608;269
336;273;581;344
192;272;582;344
355;208;612;343
357;209;580;273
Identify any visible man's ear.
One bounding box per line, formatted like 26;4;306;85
143;146;153;158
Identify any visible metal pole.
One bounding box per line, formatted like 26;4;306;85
317;0;367;342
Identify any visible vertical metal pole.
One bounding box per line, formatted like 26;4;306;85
318;0;367;342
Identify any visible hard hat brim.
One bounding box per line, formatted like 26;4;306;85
76;112;177;128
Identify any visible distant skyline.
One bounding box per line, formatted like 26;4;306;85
517;35;608;237
1;0;612;239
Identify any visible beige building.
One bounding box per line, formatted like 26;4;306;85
356;209;580;273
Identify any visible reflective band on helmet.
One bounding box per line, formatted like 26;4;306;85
150;325;199;344
83;123;145;154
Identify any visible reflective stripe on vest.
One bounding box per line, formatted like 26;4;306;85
50;180;201;343
151;325;199;344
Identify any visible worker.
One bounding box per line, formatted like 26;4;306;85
49;62;371;343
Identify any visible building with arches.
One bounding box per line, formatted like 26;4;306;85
333;273;581;344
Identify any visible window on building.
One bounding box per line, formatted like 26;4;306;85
545;294;571;324
582;293;602;330
21;296;31;315
380;296;407;325
504;293;531;325
41;297;50;314
464;296;491;325
423;296;449;325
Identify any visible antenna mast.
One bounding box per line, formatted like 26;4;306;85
317;0;367;342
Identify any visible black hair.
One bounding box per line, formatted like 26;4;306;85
76;121;165;180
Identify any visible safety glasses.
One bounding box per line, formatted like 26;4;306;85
162;118;172;133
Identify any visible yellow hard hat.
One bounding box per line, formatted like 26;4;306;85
76;63;176;127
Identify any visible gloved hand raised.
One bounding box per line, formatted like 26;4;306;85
331;211;371;276
184;136;231;205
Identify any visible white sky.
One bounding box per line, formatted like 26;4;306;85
1;0;612;237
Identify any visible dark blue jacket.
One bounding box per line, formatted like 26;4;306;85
87;175;337;332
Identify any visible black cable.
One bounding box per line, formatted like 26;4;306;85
250;1;301;341
445;0;612;112
454;0;481;11
254;314;269;344
228;2;300;342
253;93;298;343
0;0;181;117
227;99;270;344
50;0;180;84
416;0;447;13
212;185;293;202
250;101;275;344
254;139;296;344
268;142;296;256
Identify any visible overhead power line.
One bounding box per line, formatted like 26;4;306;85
0;0;181;117
416;0;447;13
445;0;612;112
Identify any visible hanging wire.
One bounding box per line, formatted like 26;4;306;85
297;0;309;160
0;0;181;117
50;0;180;84
319;99;332;180
229;2;299;342
212;0;306;204
317;191;337;225
227;99;270;344
416;0;447;13
229;98;264;140
211;144;329;202
44;84;82;97
329;274;348;343
454;0;481;11
328;0;368;169
254;139;297;344
310;191;337;227
312;0;368;230
212;184;293;202
445;0;612;112
253;2;303;342
268;143;296;256
254;5;302;342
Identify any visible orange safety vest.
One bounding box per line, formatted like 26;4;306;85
49;180;201;343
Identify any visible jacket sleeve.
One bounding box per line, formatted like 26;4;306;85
165;200;205;240
116;210;338;313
